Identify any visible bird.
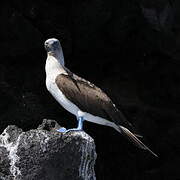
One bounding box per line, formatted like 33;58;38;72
44;38;157;157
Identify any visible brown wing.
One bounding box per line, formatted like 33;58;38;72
55;73;133;129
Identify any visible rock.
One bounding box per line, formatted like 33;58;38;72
71;0;111;54
0;120;96;180
0;2;43;57
140;0;176;57
0;88;46;133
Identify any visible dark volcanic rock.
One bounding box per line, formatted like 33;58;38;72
0;2;43;57
0;120;96;180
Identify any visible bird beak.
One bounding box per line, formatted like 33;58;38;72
44;44;50;52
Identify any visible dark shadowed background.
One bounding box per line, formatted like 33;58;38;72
0;0;180;179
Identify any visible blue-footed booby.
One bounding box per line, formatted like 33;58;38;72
44;38;157;157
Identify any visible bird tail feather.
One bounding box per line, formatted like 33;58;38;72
118;125;158;157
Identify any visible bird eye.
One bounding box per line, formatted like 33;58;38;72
53;41;59;49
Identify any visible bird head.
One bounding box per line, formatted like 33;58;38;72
44;38;61;54
44;38;65;66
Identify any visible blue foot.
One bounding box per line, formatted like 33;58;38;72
57;116;84;133
66;128;83;133
57;127;67;133
57;128;83;133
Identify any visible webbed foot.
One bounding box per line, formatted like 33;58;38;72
57;116;84;133
56;127;67;133
56;127;83;133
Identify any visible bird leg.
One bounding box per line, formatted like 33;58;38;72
57;116;84;133
77;116;84;130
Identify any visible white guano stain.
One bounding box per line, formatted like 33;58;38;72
36;131;50;152
77;131;96;180
0;128;24;179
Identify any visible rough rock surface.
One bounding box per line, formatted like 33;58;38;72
0;119;96;180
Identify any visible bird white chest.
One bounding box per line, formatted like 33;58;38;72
45;56;80;116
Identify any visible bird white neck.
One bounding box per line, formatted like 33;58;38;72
45;54;67;82
48;48;65;66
